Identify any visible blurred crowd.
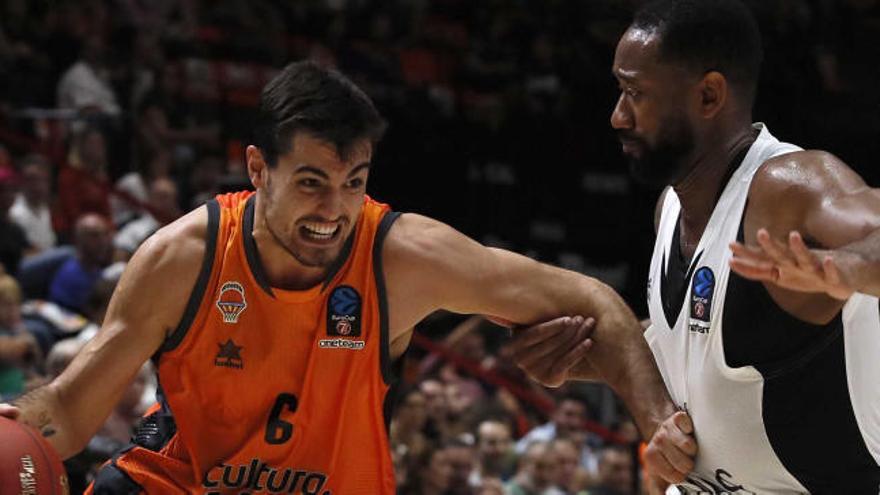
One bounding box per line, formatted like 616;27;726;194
1;0;879;493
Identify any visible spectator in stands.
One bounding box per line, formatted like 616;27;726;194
470;418;516;486
390;387;429;464
112;147;172;227
0;274;41;399
507;440;565;495
56;33;121;119
398;443;452;495
445;379;484;438
551;438;589;494
420;377;453;441
10;153;56;252
516;392;600;474
585;446;633;495
55;126;112;238
0;167;30;275
48;214;112;313
445;436;478;494
114;177;180;260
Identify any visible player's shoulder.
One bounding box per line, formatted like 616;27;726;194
382;213;468;261
129;204;210;278
754;150;852;195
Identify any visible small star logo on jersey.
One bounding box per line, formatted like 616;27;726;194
215;339;244;369
216;281;247;324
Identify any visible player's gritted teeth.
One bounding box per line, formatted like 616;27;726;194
299;221;343;244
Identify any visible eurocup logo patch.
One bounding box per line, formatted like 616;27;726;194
327;285;361;337
216;281;247;324
689;267;714;333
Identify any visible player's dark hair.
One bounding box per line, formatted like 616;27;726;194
253;60;387;167
632;0;763;105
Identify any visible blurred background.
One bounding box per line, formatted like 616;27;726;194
0;0;878;493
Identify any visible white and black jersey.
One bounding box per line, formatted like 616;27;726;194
646;124;880;494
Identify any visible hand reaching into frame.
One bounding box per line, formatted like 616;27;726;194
729;228;856;300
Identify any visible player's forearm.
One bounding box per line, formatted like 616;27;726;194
837;228;880;297
579;283;675;439
13;383;89;459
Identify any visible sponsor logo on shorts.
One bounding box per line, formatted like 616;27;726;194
202;458;332;495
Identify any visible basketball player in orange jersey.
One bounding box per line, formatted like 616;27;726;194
0;61;694;494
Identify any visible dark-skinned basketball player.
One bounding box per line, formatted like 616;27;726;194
510;0;880;493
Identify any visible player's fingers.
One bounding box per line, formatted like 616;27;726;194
667;428;698;457
756;229;793;265
672;410;694;434
514;318;588;370
823;256;842;286
509;316;575;351
663;443;696;477
729;241;771;261
822;256;853;300
0;403;21;419
548;338;593;378
644;444;688;484
729;257;776;281
788;231;819;271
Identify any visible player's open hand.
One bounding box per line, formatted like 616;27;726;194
643;410;697;484
729;229;855;300
507;316;595;388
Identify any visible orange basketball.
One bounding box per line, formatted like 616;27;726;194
0;416;68;495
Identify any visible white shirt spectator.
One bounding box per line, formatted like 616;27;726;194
515;422;600;475
9;194;55;251
114;214;159;254
57;61;121;116
111;172;149;226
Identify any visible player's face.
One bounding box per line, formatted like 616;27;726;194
262;133;371;268
611;28;698;187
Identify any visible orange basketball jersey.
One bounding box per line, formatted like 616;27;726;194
90;191;400;494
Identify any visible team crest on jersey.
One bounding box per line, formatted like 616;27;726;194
217;281;247;324
326;285;362;337
689;267;714;334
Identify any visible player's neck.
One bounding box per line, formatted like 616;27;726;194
251;196;329;291
673;123;756;248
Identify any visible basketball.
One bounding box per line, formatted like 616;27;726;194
0;417;69;495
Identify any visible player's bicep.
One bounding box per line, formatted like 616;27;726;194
800;154;880;248
386;215;543;327
442;247;563;322
53;226;203;439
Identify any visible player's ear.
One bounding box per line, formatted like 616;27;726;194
246;145;269;189
699;71;727;120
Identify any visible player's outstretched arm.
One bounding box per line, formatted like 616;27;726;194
5;206;208;459
382;213;676;441
730;151;880;301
